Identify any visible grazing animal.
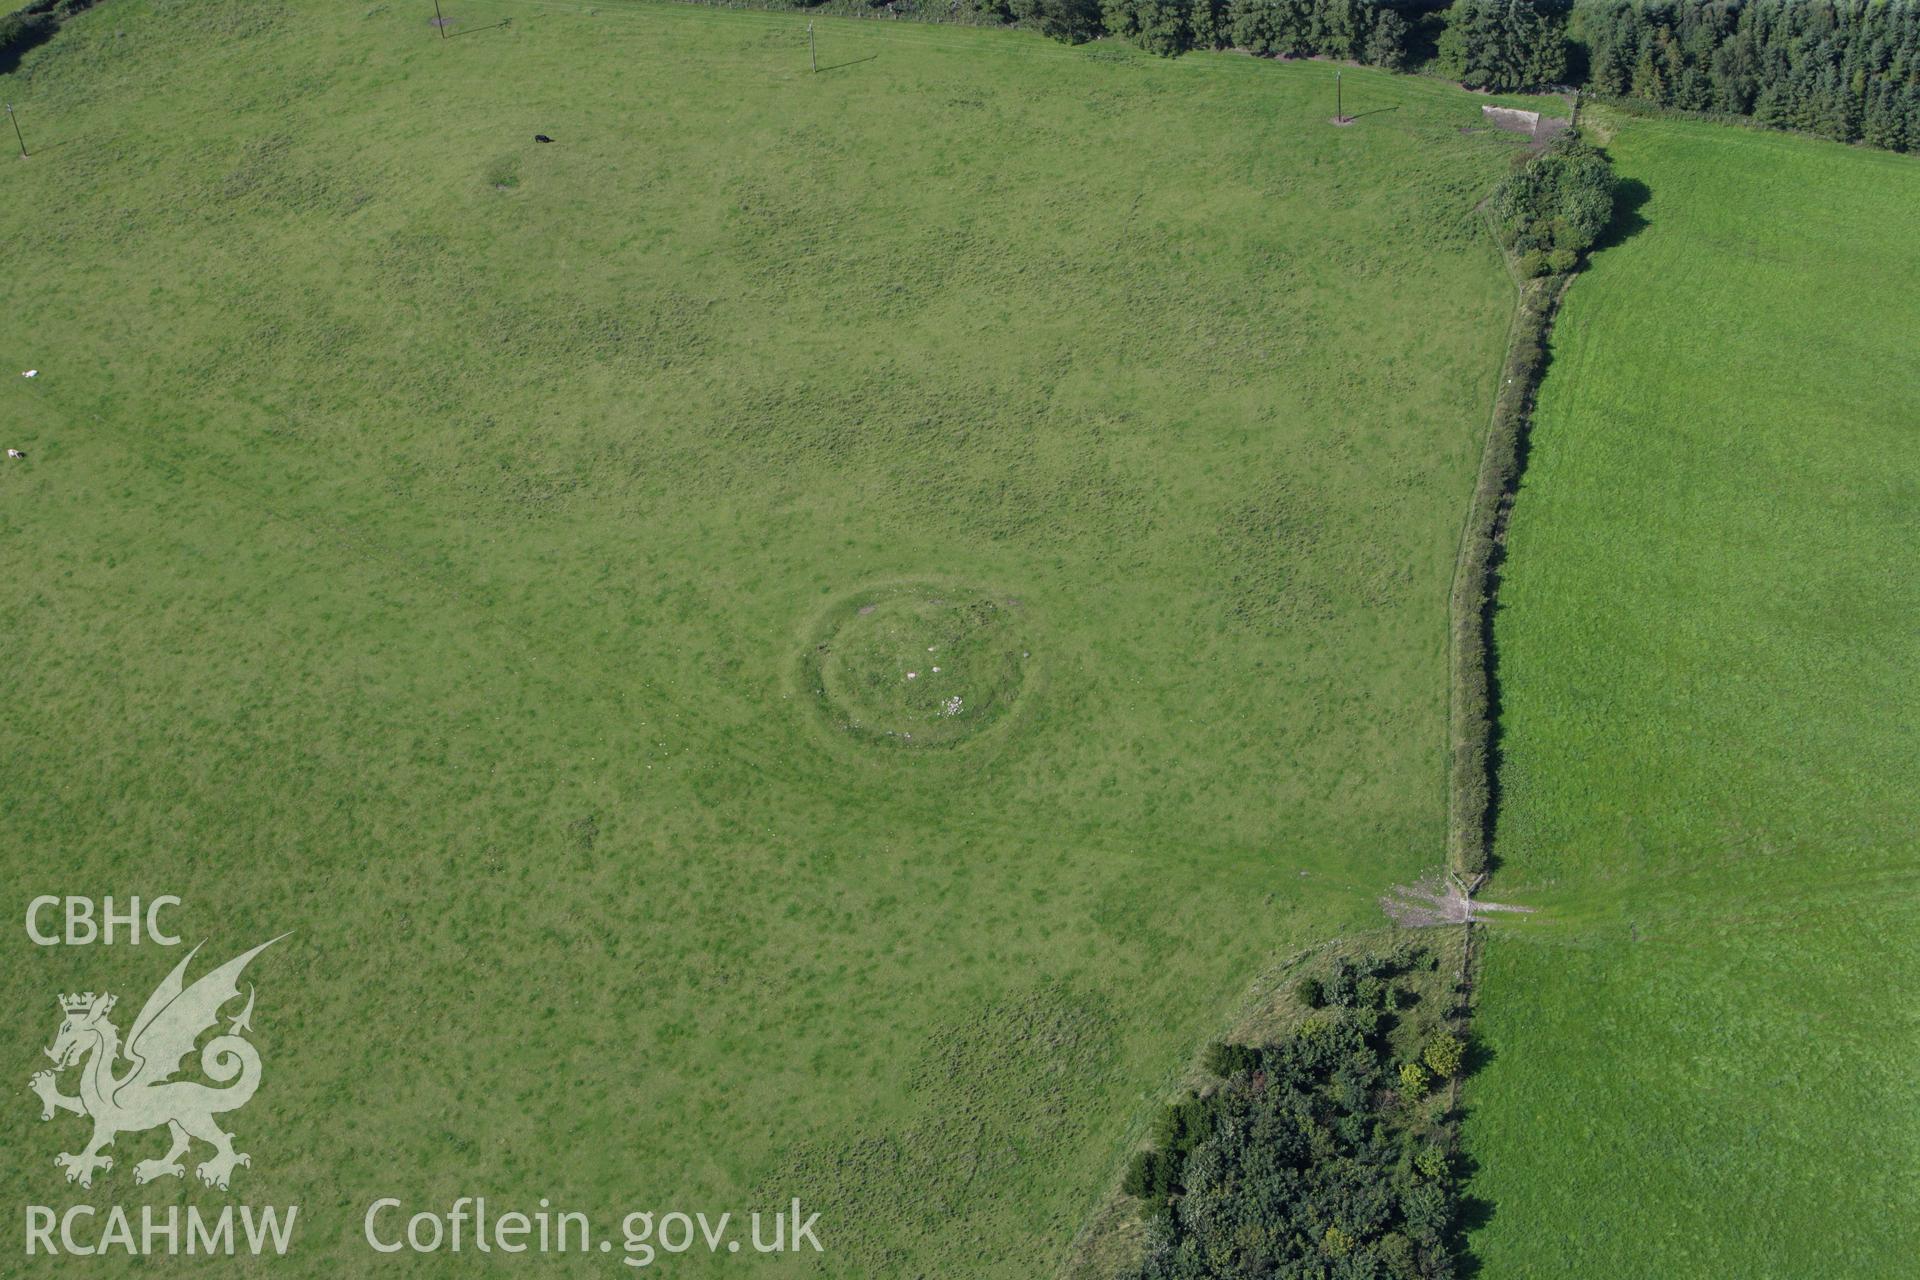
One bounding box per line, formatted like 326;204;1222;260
533;134;553;143
6;449;22;459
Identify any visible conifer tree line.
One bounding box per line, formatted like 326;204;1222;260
994;0;1562;82
1434;0;1570;90
991;0;1920;154
1085;0;1419;66
1578;0;1920;151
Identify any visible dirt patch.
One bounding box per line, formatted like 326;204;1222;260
1381;871;1534;928
1482;105;1572;151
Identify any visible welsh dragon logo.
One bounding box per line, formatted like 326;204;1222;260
30;936;286;1191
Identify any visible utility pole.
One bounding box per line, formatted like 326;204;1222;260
433;0;447;38
808;21;816;73
5;104;25;159
1335;70;1344;124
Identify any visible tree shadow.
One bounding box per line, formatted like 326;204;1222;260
1441;1143;1496;1275
0;16;59;77
1453;1199;1497;1275
1405;10;1445;68
1592;176;1652;253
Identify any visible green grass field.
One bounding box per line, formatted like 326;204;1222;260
0;2;1551;1274
1464;110;1920;1277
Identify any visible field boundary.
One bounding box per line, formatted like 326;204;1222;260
1445;231;1567;885
1428;217;1570;1252
1060;184;1576;1280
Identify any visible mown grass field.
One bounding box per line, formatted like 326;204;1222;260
1;2;1544;1273
1465;110;1920;1277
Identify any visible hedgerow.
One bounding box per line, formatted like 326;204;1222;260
1448;133;1615;875
1489;133;1618;261
1448;277;1558;879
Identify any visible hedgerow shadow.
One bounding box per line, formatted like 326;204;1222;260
1483;171;1642;875
0;23;57;76
1480;318;1558;881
